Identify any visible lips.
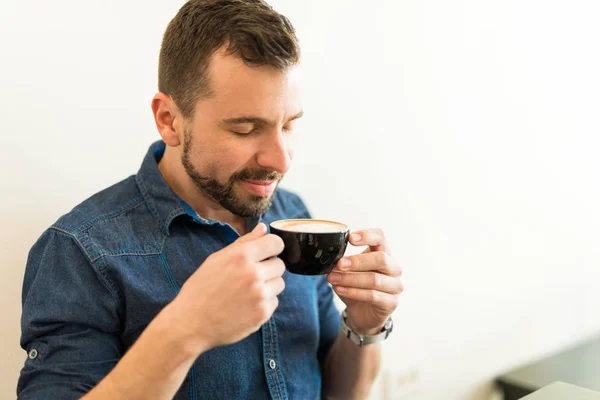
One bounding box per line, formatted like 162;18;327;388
239;179;277;196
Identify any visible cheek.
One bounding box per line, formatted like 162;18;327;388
206;142;258;178
285;136;296;160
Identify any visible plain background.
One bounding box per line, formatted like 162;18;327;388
2;1;600;399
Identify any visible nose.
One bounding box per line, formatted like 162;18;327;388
256;129;292;174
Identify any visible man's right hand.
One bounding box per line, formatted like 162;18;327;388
82;223;284;400
170;222;286;353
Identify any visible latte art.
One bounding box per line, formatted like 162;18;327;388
271;219;348;233
270;218;350;275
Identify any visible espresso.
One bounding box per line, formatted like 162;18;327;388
271;219;348;233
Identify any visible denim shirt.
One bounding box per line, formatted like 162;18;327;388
18;141;341;400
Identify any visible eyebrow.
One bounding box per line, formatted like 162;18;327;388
220;110;304;127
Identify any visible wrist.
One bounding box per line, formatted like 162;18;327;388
345;313;385;336
156;299;212;357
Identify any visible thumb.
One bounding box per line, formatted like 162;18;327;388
236;222;267;244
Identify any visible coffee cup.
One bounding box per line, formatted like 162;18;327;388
270;219;349;275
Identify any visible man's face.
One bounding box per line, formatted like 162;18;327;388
180;48;303;218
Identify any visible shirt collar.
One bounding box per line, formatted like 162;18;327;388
136;140;261;236
135;141;187;235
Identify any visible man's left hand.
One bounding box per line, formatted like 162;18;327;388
327;228;403;336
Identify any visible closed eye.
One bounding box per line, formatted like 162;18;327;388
232;128;258;137
283;121;298;133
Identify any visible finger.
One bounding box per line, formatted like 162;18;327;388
263;276;286;298
327;271;402;294
257;297;280;325
236;222;267;244
349;228;391;254
258;257;286;282
245;233;285;261
335;251;401;276
266;296;280;315
332;286;401;310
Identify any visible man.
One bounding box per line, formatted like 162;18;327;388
17;1;403;399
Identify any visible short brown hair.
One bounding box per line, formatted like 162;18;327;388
158;0;300;118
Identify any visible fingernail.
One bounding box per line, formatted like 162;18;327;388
335;286;347;293
338;258;351;270
350;233;361;242
328;272;342;283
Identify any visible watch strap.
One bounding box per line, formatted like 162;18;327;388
340;309;393;347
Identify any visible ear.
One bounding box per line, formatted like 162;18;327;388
151;92;184;147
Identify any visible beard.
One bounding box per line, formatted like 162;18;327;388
181;129;283;218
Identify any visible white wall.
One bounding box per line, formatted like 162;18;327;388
2;1;600;399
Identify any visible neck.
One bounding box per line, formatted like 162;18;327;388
157;146;247;234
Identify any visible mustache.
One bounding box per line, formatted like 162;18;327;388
232;168;284;182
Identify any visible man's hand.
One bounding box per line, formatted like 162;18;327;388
171;223;286;353
327;228;403;335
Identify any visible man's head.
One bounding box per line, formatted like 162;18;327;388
153;0;302;218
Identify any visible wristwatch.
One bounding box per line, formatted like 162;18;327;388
340;309;394;347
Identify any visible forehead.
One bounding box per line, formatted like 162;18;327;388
197;48;303;119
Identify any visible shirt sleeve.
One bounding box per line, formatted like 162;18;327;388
17;228;123;400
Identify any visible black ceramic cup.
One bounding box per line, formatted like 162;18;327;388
270;219;350;275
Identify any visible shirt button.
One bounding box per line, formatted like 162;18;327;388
268;359;276;370
28;349;38;360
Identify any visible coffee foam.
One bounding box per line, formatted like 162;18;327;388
271;219;348;233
